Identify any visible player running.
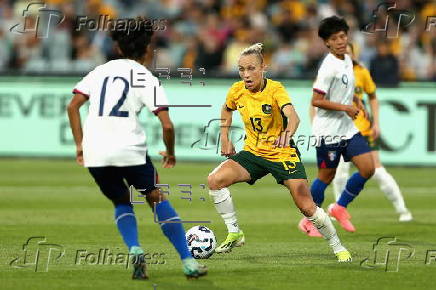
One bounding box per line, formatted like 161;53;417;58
299;16;375;235
331;43;412;222
67;17;207;280
207;43;352;262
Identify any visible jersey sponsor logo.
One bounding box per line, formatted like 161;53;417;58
262;104;272;114
328;151;337;161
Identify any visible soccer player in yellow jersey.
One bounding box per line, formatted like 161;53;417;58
332;44;412;222
207;43;351;262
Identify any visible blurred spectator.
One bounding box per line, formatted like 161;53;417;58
71;30;105;72
270;42;305;77
0;0;433;82
223;32;250;73
370;41;400;87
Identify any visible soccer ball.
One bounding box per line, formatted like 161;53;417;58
185;225;217;259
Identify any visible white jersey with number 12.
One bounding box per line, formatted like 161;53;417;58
73;59;168;167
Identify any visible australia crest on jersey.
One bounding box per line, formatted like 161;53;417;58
262;104;272;114
328;151;337;161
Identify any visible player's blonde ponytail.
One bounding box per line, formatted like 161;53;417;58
240;43;264;63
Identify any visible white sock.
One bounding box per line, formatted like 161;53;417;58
372;167;408;214
332;158;350;202
209;187;240;233
308;207;345;254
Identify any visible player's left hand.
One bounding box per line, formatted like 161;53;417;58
76;146;84;166
372;124;381;140
159;151;176;168
274;131;292;148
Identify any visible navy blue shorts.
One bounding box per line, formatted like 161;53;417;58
316;133;371;169
88;155;158;203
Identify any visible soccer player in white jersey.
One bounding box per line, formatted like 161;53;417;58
298;16;375;236
331;43;412;222
67;17;207;280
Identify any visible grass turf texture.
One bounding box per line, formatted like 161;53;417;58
0;158;435;290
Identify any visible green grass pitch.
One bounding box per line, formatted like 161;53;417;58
0;158;435;290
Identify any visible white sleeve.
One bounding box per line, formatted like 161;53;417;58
141;77;170;115
72;70;94;98
313;59;334;95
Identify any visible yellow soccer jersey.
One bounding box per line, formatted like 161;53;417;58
225;79;300;162
353;64;376;137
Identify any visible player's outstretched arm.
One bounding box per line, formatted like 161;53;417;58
274;104;299;148
312;91;359;119
220;104;236;157
67;93;88;165
156;110;176;168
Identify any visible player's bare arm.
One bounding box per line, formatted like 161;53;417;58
220;104;236;157
367;92;380;139
274;104;299;148
309;104;316;123
156;110;176;168
67;93;88;165
312;91;359;119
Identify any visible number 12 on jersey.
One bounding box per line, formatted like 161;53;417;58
98;76;130;117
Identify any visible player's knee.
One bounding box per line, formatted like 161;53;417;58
111;192;131;205
146;188;166;206
207;173;226;190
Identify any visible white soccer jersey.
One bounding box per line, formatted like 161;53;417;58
312;53;358;145
72;59;169;167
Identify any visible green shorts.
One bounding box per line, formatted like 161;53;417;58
364;135;380;151
229;150;307;185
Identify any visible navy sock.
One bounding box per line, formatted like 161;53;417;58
337;172;368;207
155;200;191;260
311;179;328;207
114;204;140;250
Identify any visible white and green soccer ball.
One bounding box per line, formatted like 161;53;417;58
185;225;216;259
